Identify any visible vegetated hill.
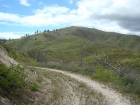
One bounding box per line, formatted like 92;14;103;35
5;26;140;98
59;26;140;50
6;26;140;70
0;41;37;65
1;42;135;105
0;45;108;105
45;26;140;50
7;26;140;51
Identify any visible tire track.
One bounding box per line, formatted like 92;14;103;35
35;67;132;105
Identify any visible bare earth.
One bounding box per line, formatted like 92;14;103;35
35;67;132;105
0;45;18;67
0;46;19;105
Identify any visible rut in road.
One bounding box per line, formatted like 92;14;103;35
35;67;132;105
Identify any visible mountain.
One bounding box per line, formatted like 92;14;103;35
7;26;140;50
6;26;140;70
61;26;140;50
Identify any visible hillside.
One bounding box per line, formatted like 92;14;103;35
7;26;140;50
6;26;140;70
0;44;39;104
1;42;137;105
6;26;140;100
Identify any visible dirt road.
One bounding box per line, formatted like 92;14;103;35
35;67;132;105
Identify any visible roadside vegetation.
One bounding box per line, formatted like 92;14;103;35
0;63;41;104
0;64;25;98
0;43;39;104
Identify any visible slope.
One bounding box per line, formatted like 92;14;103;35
6;32;140;71
7;26;140;50
0;44;134;105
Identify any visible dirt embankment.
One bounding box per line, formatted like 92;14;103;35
0;45;18;67
0;46;18;105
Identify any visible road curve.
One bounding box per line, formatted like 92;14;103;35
34;67;131;105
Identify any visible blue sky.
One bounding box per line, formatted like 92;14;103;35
0;0;140;39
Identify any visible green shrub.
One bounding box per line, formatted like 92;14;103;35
121;71;140;95
30;83;38;91
93;67;120;82
0;64;26;93
134;82;140;95
122;74;137;85
36;77;42;83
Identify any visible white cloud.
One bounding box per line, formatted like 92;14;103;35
77;0;140;32
20;0;30;6
69;0;73;4
19;5;77;27
1;0;140;35
38;2;43;6
77;0;140;17
0;12;20;26
35;5;69;15
2;5;10;8
0;32;23;39
0;32;34;39
0;12;20;22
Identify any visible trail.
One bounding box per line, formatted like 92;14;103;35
35;67;132;105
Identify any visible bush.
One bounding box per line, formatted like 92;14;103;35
134;82;140;95
0;64;26;94
122;73;137;85
46;61;62;69
93;66;120;82
30;83;38;91
121;70;140;95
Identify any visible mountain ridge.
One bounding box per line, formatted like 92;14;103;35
7;26;140;51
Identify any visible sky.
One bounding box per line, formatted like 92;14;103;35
0;0;140;39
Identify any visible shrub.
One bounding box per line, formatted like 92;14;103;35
134;82;140;95
122;73;137;85
30;83;38;91
0;64;26;94
121;70;140;95
93;66;120;82
36;77;42;83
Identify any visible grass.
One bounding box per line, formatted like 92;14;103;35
43;73;48;78
36;77;42;83
30;83;38;91
93;66;120;83
0;64;27;104
0;64;26;92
